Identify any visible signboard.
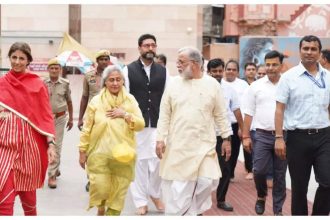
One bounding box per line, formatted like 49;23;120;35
28;60;49;79
28;62;48;72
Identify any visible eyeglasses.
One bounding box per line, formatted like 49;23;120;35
176;60;195;66
141;44;157;49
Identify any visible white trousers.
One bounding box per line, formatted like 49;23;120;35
161;177;219;216
129;157;162;208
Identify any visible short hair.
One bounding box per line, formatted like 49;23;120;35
257;64;266;71
225;59;239;71
156;54;167;65
8;42;33;63
264;50;284;64
101;65;124;87
138;34;157;47
207;58;225;71
244;62;257;70
321;49;330;63
178;46;203;68
299;35;322;51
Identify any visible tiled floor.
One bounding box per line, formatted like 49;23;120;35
204;161;313;216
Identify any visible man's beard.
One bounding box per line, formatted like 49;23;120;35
141;52;156;60
180;65;193;79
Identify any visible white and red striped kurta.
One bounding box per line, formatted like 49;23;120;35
0;110;45;191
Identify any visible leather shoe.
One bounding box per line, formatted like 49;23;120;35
217;202;234;211
255;199;265;215
48;176;57;189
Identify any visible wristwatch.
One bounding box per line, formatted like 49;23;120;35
223;136;231;142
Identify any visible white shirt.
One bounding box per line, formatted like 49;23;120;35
223;78;249;123
216;80;240;136
276;62;330;130
244;75;278;130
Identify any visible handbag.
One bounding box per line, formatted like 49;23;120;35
111;142;136;163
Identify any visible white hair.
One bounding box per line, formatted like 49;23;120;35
101;65;124;87
178;46;203;68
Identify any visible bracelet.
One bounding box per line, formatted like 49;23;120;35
275;135;284;139
48;140;55;145
242;136;251;139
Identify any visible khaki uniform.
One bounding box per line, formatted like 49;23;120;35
82;71;102;102
44;77;72;177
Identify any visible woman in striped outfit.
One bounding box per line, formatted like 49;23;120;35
0;42;56;215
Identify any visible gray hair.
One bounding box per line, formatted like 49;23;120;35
178;46;203;68
101;65;124;87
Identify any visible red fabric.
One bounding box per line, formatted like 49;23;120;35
0;170;37;216
0;70;55;136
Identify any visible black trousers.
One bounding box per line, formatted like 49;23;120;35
229;123;240;178
243;146;253;173
286;128;330;216
229;123;253;178
215;136;231;203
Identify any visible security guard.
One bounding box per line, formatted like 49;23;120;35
44;58;73;189
77;49;112;192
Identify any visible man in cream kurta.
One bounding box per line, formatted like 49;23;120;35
156;47;232;216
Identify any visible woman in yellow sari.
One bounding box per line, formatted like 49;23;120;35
78;65;145;216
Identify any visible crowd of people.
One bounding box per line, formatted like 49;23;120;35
0;34;329;216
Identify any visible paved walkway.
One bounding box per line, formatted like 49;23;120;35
13;120;316;216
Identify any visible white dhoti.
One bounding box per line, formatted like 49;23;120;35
161;177;219;216
130;127;162;208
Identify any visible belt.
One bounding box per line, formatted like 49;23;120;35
54;111;66;118
256;128;276;135
290;127;329;135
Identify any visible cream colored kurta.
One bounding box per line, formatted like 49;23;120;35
157;74;232;181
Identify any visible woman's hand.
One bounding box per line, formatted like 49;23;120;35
47;144;56;164
106;107;126;119
79;151;87;169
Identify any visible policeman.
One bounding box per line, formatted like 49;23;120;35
44;58;73;189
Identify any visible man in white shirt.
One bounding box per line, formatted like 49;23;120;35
223;60;252;180
156;47;232;215
242;50;287;216
275;35;330;215
320;49;330;71
207;58;243;212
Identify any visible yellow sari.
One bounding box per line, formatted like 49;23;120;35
78;87;144;214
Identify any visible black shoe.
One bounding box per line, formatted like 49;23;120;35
85;181;90;192
56;170;61;177
255;199;265;215
197;213;203;216
274;212;283;216
217;202;234;211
